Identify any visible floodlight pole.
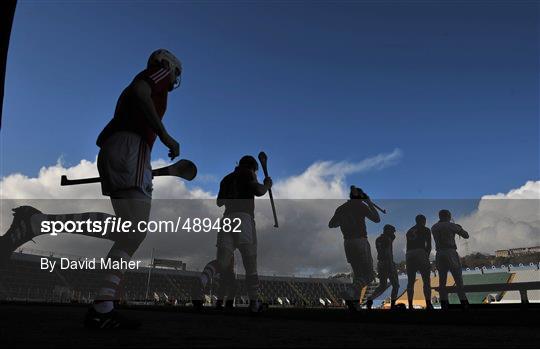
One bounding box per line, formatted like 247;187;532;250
145;248;155;304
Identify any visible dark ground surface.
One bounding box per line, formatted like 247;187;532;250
0;303;539;347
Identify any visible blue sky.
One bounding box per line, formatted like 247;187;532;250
1;0;538;199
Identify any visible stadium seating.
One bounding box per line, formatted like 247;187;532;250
0;253;353;307
4;252;534;308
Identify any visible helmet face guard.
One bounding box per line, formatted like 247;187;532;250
169;66;182;91
148;49;182;91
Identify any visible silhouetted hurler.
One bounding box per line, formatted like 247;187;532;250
329;186;381;311
432;209;470;309
215;155;273;313
365;224;400;309
0;49;183;329
405;214;433;310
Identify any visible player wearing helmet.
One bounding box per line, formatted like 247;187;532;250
215;155;272;313
405;214;433;310
328;186;381;311
365;224;400;310
85;48;183;328
0;49;183;329
96;48;182;174
432;209;470;309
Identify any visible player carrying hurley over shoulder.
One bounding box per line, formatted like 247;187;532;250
0;49;183;329
328;186;381;311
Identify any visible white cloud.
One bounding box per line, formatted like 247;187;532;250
0;157;213;200
273;148;403;199
0;151;402;276
0;158;101;199
8;152;538;274
482;181;540;200
0;149;402;201
0;158;215;265
457;180;540;254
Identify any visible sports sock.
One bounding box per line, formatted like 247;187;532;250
93;300;114;314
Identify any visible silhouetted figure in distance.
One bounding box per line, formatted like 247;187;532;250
405;214;433;310
366;224;399;309
329;185;380;311
432;209;470;309
215;155;272;313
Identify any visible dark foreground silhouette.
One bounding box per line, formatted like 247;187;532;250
0;302;538;347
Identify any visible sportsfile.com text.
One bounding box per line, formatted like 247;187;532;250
40;217;243;236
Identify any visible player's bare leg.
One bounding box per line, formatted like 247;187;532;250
438;269;449;310
406;267;417;310
366;277;388;310
85;190;150;329
389;269;400;309
216;248;236;311
420;269;433;310
451;267;469;310
239;246;264;313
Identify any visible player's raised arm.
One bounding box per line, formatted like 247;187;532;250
251;176;272;197
363;198;381;223
455;224;470;239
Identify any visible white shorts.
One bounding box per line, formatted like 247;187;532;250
377;260;398;283
97;131;152;198
436;249;462;275
406;249;431;274
216;212;257;256
343;238;374;285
